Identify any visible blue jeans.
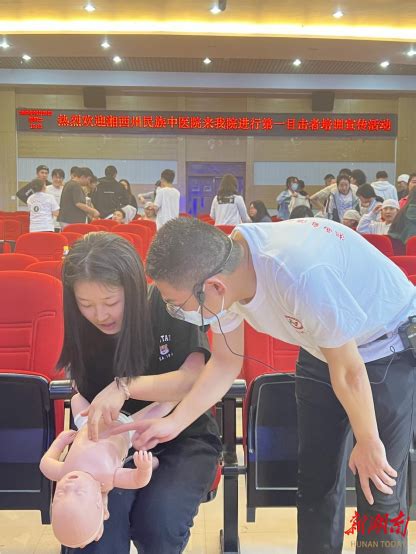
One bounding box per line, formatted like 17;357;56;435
296;348;416;554
62;434;221;554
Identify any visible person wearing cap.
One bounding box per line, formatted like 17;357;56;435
342;209;361;230
357;199;400;235
397;174;410;201
399;173;416;208
16;164;51;205
143;201;157;221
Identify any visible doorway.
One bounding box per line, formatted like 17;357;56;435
186;162;246;216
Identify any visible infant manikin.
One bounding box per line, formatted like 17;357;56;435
40;394;174;549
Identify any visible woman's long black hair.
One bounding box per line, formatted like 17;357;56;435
58;232;153;388
249;200;271;222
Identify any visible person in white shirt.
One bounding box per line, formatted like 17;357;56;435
150;169;180;230
371;170;398;201
210;174;250;226
46;168;65;230
117;217;416;554
27;179;60;232
357;198;400;235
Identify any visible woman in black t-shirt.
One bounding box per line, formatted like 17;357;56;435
59;232;221;554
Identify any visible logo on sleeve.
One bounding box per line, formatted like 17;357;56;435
284;315;304;332
159;334;173;360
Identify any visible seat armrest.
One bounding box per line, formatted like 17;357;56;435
49;379;75;400
222;379;247;401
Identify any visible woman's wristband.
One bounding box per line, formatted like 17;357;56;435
114;377;130;401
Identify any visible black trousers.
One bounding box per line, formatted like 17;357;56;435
296;348;416;554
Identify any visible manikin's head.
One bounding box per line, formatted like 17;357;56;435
52;471;108;548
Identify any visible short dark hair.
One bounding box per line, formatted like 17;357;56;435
70;166;79;175
105;165;118;178
161;169;175;184
324;173;335;181
73;167;94;178
36;164;49;173
337;173;351;186
59;232;153;388
351;169;367;186
31;179;45;193
113;208;126;219
146;218;243;289
218;174;238;198
289;205;314;219
376;170;388;179
52;168;65;179
339;168;352;177
356;183;376;199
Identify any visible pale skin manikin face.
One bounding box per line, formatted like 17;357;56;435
74;281;125;335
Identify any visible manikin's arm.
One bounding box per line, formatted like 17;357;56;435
39;430;77;481
113;451;153;489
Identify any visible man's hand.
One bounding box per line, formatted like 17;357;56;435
132;415;183;450
55;429;77;448
90;208;100;219
349;438;397;505
81;381;126;441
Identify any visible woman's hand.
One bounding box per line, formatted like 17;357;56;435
131;415;184;450
349;438;397;505
81;381;126;441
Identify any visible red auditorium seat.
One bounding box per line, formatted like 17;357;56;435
110;231;135;245
92;218;118;229
3;219;22;242
408;275;416;285
61;231;83;247
63;223;99;234
271;216;282;222
390;256;416;276
15;232;68;261
0;253;38;270
25;260;63;280
216;224;235;235
113;223;151;254
179;212;192;218
361;234;394;257
242;322;299;387
406;236;416;256
0;271;65;523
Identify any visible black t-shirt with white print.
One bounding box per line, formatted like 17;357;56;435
76;285;220;443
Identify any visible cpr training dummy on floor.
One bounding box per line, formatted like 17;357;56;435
40;393;175;549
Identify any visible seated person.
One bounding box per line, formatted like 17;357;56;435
112;208;126;224
342;209;361;230
40;393;174;549
143;201;157;221
289;205;314;219
357;199;400;235
248;200;272;222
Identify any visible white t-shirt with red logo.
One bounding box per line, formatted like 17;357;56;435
211;219;416;363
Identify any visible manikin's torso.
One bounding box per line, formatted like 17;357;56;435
61;420;130;492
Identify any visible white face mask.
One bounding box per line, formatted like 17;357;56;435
166;292;226;327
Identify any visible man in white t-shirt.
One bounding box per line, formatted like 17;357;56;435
27;179;60;232
151;169;180;229
132;217;415;554
46;168;65;230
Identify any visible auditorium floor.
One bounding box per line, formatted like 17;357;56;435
1;480;416;553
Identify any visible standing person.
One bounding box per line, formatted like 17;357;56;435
121;217;415;554
371;171;398;201
16;164;51;205
396;174;410;201
357;199;400;235
27;179;59;232
276;176;298;220
119;179;138;210
138;180;161;205
388;188;416;247
92;166;130;219
151;169;180;230
210;174;250;226
58;167;100;228
46;168;65;231
311;171;359;214
248;200;272;223
60;233;221;554
399;173;416;208
288;180;311;216
350;169;367;188
326;174;359;222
